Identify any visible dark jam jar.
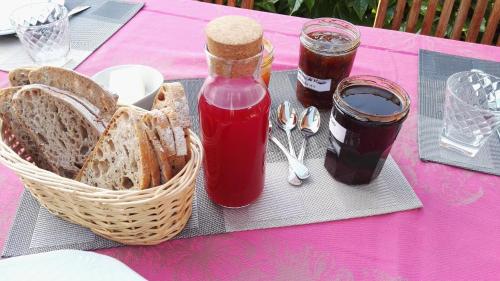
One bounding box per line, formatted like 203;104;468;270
324;76;410;185
297;18;360;110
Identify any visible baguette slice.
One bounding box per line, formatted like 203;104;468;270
28;66;118;121
0;87;57;172
152;82;192;174
12;84;106;178
8;67;35;87
76;107;161;190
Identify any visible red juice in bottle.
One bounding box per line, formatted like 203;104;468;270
199;77;271;207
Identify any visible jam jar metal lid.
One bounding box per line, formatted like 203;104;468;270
300;18;361;56
333;75;411;123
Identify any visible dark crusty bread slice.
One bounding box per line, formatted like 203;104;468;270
0;87;57;172
12;85;106;178
152;83;192;174
28;66;118;121
76;107;161;190
8;67;35;87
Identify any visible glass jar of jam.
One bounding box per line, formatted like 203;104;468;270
297;18;360;110
324;76;410;185
261;38;274;87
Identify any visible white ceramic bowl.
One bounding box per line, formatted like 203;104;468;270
92;64;163;105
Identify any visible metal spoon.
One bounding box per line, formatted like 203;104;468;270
268;122;310;180
277;101;299;185
298;106;321;162
285;107;320;186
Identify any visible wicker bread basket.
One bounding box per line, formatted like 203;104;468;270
0;117;203;245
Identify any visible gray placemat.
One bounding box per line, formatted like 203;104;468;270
2;70;422;257
418;50;500;175
0;0;144;71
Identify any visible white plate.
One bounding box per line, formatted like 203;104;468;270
0;250;146;281
92;64;164;105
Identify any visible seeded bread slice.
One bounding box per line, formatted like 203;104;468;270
0;87;57;172
12;85;106;178
152;83;192;174
8;67;35;87
28;66;118;121
76;107;161;190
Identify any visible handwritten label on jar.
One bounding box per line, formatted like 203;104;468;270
297;69;331;92
329;116;347;143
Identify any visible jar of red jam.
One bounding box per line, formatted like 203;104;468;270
297;18;360;110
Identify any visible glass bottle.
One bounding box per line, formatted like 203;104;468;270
198;16;271;208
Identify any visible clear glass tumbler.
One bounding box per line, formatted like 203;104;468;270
440;70;500;157
10;2;70;65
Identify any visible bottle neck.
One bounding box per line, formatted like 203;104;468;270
205;48;263;79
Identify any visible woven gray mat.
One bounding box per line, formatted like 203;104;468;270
3;70;422;257
0;0;143;71
418;50;500;175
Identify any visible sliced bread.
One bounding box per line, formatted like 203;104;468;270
152;83;192;174
0;87;57;172
12;84;106;178
76;107;161;190
141;111;175;183
8;67;35;87
152;82;191;127
28;66;118;121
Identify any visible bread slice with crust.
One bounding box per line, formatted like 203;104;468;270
0;87;57;172
152;83;191;127
0;87;22;124
141;111;175;183
12;84;106;178
28;66;118;121
152;83;192;174
76;107;161;190
9;67;35;87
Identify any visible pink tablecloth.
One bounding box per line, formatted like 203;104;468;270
1;1;500;280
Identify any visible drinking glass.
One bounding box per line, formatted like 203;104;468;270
440;70;500;157
10;2;70;65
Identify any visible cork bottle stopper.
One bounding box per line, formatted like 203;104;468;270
205;16;263;77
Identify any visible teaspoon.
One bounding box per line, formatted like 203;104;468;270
268;121;310;180
277;101;297;155
287;107;320;186
298;106;320;162
277;101;299;185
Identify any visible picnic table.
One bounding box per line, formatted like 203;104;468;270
1;0;499;280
